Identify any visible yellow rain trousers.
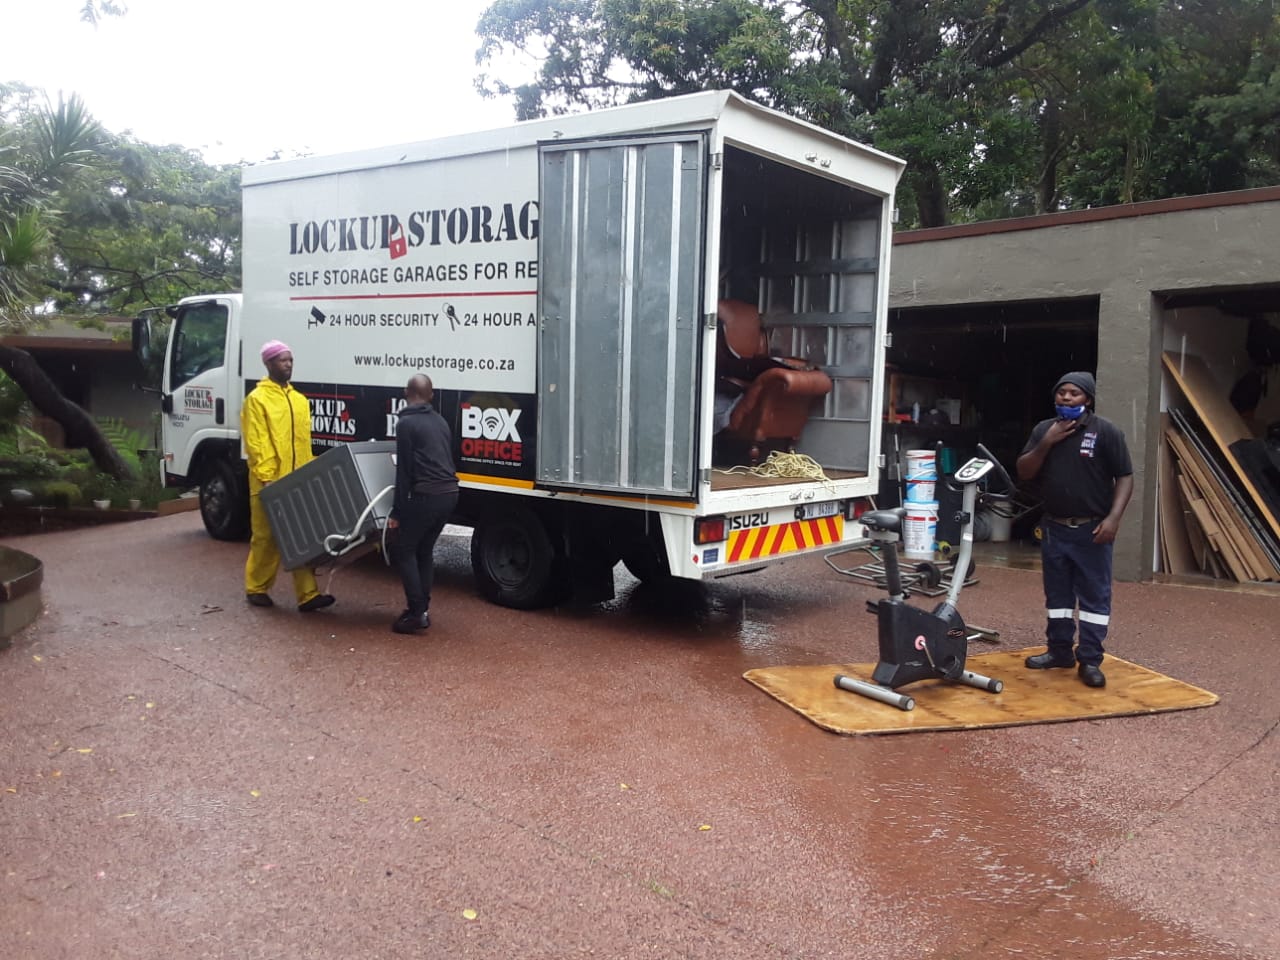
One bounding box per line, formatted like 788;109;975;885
242;378;321;604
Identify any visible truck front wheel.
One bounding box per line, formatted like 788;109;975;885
200;460;250;541
470;506;565;609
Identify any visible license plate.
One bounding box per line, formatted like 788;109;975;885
798;500;840;521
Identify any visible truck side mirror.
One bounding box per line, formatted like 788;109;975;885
132;315;151;366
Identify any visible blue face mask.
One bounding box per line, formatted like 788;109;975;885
1056;404;1086;420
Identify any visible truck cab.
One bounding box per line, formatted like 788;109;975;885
133;294;249;539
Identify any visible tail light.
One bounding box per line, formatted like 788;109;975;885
695;516;727;544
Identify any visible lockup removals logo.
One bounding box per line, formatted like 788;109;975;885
308;394;358;445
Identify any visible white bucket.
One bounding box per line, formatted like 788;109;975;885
986;508;1013;542
903;500;939;559
904;449;937;502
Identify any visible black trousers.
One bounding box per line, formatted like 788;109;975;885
394;490;458;617
1041;519;1113;666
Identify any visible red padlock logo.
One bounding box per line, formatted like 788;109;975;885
388;224;407;259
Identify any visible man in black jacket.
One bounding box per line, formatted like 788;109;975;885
388;374;459;634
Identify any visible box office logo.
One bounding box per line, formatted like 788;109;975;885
460;403;523;466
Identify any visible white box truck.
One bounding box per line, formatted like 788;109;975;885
134;90;904;607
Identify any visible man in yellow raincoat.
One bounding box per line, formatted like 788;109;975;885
242;340;336;612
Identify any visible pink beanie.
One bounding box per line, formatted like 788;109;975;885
261;340;291;363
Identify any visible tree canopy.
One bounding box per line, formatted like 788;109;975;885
0;82;242;478
475;0;1280;226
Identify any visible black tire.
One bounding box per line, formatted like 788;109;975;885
200;460;250;541
620;539;672;585
470;506;564;609
914;561;943;589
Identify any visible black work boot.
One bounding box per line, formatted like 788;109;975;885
298;594;335;613
1078;663;1106;688
1025;650;1076;669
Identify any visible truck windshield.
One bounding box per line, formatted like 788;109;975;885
170;302;228;388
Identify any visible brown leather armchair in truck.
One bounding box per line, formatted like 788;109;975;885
714;299;833;465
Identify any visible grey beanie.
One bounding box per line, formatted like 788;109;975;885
1054;371;1096;402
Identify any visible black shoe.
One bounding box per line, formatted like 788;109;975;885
1078;663;1106;688
246;593;274;608
1025;651;1075;669
391;611;424;634
419;612;430;630
298;594;336;613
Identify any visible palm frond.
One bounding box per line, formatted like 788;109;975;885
32;95;103;183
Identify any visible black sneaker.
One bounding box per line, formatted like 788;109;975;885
246;593;274;608
298;594;336;613
391;611;422;634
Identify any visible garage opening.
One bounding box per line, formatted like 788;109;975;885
884;296;1095;468
1159;284;1280;584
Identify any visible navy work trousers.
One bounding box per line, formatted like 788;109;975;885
1040;519;1113;667
394;490;458;618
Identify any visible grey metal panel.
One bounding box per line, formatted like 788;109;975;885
259;441;396;570
537;135;705;496
763;214;882;471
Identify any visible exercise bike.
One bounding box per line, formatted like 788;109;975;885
834;443;1015;711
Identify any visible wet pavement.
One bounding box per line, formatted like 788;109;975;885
2;513;1277;959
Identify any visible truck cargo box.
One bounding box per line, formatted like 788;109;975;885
143;91;905;607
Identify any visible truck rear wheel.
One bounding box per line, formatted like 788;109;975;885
200;460;250;541
470;506;566;609
620;539;671;584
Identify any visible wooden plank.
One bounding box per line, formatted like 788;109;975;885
1174;472;1213;573
1174;465;1251;581
1162;351;1280;541
1178;475;1251;580
1166;427;1278;580
1172;442;1264;578
1169;407;1280;572
1158;427;1196;575
744;652;1218;736
1177;476;1225;578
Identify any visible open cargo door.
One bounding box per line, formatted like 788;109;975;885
536;134;706;497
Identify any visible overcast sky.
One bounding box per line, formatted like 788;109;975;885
6;0;526;164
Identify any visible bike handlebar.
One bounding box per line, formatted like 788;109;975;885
975;442;1016;501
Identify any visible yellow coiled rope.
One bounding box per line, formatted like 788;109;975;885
716;451;833;487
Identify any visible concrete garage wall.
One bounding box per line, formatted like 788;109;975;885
888;187;1280;581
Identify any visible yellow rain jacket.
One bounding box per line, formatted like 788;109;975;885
242;377;320;602
241;378;314;492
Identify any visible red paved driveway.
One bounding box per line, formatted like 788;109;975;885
2;513;1276;959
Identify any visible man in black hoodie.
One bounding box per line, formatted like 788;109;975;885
388;374;459;634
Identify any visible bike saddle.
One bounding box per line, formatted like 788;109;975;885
860;507;906;534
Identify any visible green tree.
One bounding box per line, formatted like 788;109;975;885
1123;0;1279;200
0;88;138;479
475;0;1280;226
1;85;241;479
476;0;1096;225
45;135;241;314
